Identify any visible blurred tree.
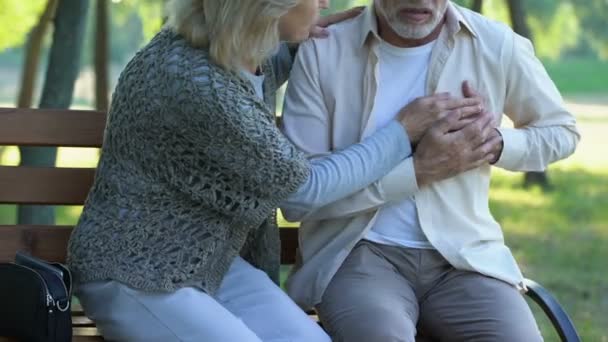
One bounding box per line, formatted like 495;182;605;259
506;0;532;40
18;0;90;224
471;0;483;13
0;0;47;51
99;0;160;65
326;0;369;13
95;0;110;112
108;5;143;64
16;0;57;109
505;0;552;190
327;0;353;12
111;0;164;42
525;1;580;60
570;0;608;59
451;0;483;13
138;0;165;41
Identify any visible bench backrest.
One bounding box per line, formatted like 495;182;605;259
0;107;298;264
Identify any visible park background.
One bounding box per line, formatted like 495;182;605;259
0;0;606;340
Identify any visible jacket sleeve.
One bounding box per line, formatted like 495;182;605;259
495;32;580;171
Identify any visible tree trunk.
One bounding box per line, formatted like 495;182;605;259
523;171;552;190
472;0;483;13
506;0;533;41
18;0;90;225
16;0;58;108
506;0;550;190
94;0;109;113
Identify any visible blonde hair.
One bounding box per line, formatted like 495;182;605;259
166;0;300;70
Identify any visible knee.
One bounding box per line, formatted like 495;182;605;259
290;323;331;342
333;324;416;342
323;307;417;342
451;314;543;342
494;295;543;341
354;327;415;342
494;317;543;342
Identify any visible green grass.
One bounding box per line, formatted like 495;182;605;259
489;168;608;342
543;58;608;95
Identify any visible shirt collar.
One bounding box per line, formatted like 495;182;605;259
357;1;477;48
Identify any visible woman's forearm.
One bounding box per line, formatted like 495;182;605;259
281;120;411;220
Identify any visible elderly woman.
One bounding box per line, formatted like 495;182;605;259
67;0;483;341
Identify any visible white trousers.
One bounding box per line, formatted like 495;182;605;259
76;257;330;342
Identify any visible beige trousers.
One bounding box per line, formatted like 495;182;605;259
317;240;543;342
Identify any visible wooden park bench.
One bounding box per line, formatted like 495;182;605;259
0;107;580;341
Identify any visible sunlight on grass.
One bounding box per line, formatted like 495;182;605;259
490;181;550;208
490;168;608;342
277;209;299;228
552;122;608;171
0;146;100;168
0;146;19;165
0;205;16;224
56;206;84;226
56;148;100;168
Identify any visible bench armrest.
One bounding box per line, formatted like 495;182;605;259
523;278;581;342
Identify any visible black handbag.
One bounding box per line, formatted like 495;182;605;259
0;251;72;342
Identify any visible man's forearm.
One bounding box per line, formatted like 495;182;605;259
494;124;579;171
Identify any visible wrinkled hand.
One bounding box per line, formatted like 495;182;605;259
397;89;483;144
486;128;503;164
462;80;503;164
413;110;501;187
310;6;365;38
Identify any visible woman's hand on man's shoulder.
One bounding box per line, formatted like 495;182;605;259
310;6;365;38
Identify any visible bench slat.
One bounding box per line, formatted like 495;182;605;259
1;335;103;341
0;166;95;205
1;336;103;341
72;316;96;327
0;225;299;264
73;337;104;341
72;328;105;338
0;108;105;147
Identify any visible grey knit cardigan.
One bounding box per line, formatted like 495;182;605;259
67;29;310;294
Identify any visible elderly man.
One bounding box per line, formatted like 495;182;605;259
281;0;579;341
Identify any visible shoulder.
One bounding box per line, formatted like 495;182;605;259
296;10;365;65
153;32;258;112
453;4;515;54
451;4;527;69
454;4;512;37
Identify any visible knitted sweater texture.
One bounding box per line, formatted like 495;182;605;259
67;29;309;293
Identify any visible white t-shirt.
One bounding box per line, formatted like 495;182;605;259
365;39;436;249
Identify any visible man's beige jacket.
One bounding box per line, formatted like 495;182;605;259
281;2;580;309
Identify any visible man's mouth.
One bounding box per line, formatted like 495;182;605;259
398;8;433;23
